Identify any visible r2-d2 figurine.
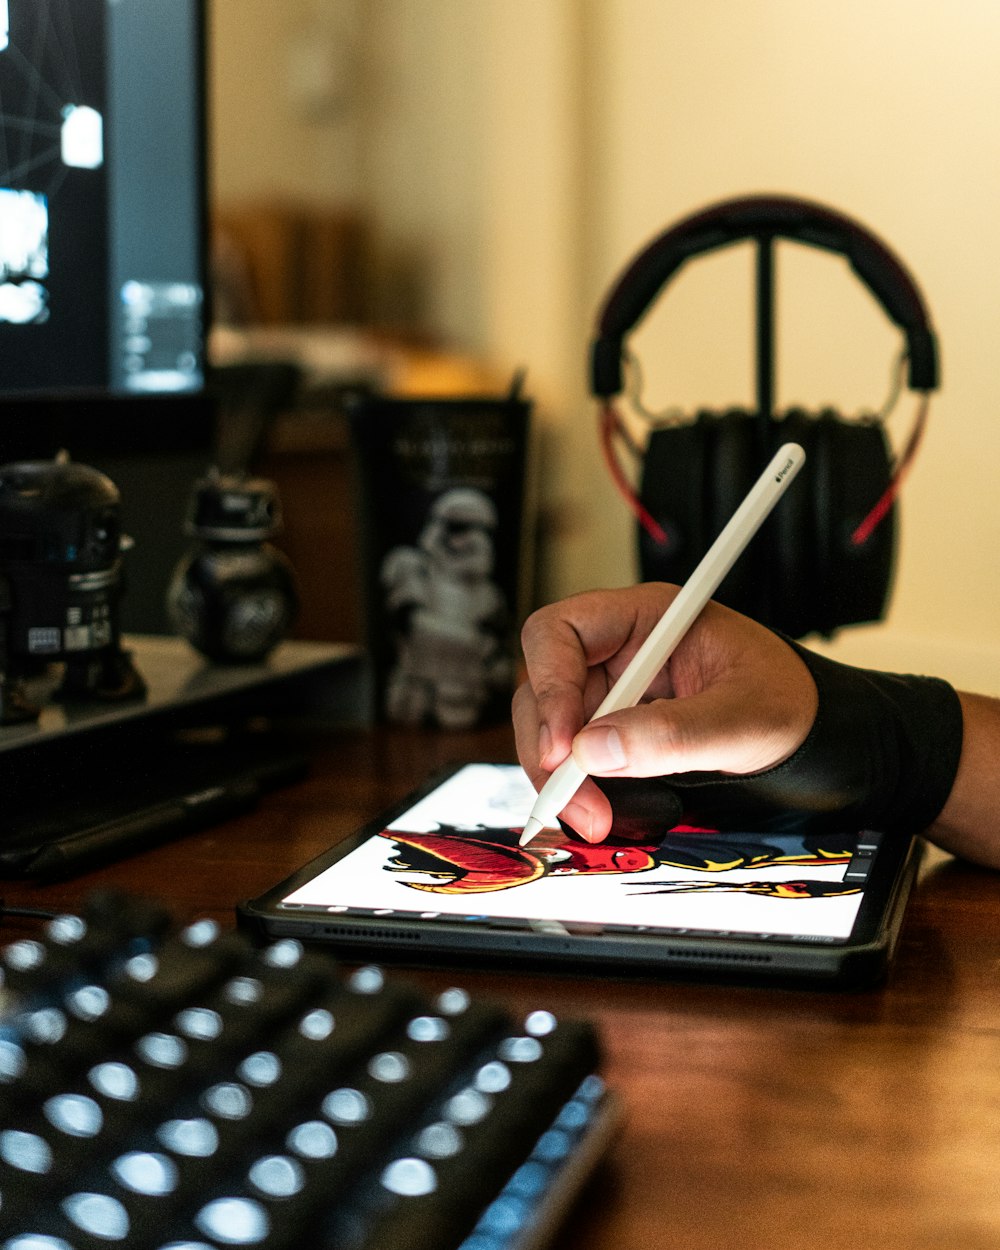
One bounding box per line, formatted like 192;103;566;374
0;454;145;724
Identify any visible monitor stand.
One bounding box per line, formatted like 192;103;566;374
0;636;364;877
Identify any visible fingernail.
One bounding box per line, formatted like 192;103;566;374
578;809;609;844
580;818;604;844
538;723;552;766
575;725;627;772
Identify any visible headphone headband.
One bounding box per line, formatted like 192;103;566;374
591;194;939;397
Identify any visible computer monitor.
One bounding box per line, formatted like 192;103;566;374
0;0;215;630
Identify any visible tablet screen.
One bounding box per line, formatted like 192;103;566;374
278;763;878;945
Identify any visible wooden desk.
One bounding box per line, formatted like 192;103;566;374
4;721;1000;1250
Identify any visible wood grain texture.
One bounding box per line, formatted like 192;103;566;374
3;723;999;1250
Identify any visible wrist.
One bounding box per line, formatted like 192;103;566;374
642;639;963;838
736;641;964;835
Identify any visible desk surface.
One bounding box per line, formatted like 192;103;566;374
4;720;999;1250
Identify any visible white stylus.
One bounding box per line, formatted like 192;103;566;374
518;441;806;847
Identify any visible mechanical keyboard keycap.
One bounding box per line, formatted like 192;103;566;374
0;891;619;1250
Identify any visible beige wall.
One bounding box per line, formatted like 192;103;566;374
209;0;363;205
210;0;1000;685
579;0;1000;687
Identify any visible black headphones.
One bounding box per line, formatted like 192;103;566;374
590;194;940;639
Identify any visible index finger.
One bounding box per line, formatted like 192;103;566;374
519;584;680;765
511;678;615;843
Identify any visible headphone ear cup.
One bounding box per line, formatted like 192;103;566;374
641;410;796;626
704;411;766;622
637;413;711;586
638;409;761;608
768;410;895;638
765;409;821;638
637;407;895;637
811;410;845;637
823;414;896;632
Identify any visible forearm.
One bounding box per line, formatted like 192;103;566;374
515;586;999;867
663;642;962;836
926;692;1000;869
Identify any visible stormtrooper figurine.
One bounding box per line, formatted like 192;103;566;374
380;487;511;728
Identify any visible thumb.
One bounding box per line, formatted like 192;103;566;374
571;681;811;779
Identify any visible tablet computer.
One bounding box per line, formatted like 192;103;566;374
239;761;921;987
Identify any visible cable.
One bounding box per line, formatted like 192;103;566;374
0;899;61;922
599;400;668;544
607;346;925;552
850;394;929;548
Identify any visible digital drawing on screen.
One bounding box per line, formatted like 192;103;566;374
282;764;871;941
374;824;859;898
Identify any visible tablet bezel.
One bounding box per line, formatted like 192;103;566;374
238;761;922;988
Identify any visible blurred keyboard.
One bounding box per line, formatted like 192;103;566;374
0;891;618;1250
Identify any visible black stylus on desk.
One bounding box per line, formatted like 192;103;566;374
23;779;263;879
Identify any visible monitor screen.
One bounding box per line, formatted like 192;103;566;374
0;0;209;453
0;0;215;632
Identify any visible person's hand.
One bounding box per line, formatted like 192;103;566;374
512;583;818;843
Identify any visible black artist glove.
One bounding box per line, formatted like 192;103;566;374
597;641;964;840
